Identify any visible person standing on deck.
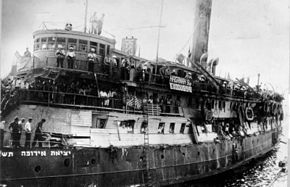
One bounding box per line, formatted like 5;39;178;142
24;118;32;148
0;121;5;148
66;47;76;69
32;119;46;147
9;117;20;148
24;47;31;57
87;48;97;72
55;45;65;68
18;118;26;146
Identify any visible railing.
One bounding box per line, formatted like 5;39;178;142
1;130;67;148
15;89;184;116
45;56;120;80
18;89;124;109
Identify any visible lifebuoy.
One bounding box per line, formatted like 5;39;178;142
245;107;254;121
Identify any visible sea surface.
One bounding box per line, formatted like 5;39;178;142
178;123;288;187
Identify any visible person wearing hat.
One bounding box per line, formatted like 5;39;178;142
0;121;5;148
55;45;65;68
9;117;20;148
32;119;46;147
24;47;31;58
24;118;32;148
87;48;97;72
66;46;76;69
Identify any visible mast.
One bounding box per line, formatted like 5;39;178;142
84;0;88;33
191;0;212;65
154;0;164;74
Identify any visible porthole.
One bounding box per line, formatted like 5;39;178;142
34;165;41;173
91;159;96;165
64;158;70;167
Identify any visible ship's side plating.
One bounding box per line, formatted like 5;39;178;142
0;103;281;186
0;126;280;186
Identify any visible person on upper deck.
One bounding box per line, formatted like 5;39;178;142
24;47;31;58
55;45;65;68
87;48;97;72
66;47;76;69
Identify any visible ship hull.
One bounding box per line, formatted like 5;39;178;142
0;128;280;187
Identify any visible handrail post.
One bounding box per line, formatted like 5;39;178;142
47;91;50;106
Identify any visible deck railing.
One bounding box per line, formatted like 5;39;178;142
14;89;183;116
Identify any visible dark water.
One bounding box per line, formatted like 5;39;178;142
176;128;288;187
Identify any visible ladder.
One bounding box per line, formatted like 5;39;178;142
142;116;153;186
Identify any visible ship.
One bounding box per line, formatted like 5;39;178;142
0;0;284;186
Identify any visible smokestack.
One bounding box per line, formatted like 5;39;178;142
191;0;212;67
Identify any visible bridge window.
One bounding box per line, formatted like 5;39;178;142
79;40;88;52
47;37;56;50
40;38;48;50
41;37;47;43
41;43;47;50
100;44;105;56
106;45;110;55
180;123;186;133
57;37;66;49
68;38;77;50
34;43;40;51
34;38;40;51
169;123;175;133
158;122;165;134
90;41;98;53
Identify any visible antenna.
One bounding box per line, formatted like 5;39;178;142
84;0;88;33
154;0;164;74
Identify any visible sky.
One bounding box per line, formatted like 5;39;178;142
0;0;289;94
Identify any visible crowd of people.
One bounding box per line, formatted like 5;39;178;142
0;117;46;148
20;77;123;108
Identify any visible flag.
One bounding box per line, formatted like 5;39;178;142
127;96;142;109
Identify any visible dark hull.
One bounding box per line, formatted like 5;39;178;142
0;128;280;187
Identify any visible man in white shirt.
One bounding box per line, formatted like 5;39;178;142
25;118;32;148
55;45;66;68
87;48;97;72
66;47;76;69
